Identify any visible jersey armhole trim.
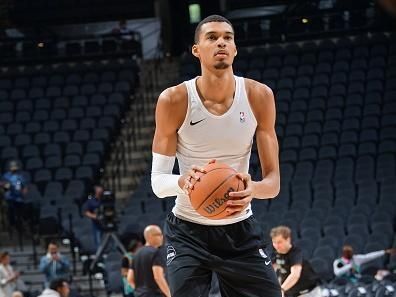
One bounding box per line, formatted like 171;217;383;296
177;81;192;135
242;77;258;128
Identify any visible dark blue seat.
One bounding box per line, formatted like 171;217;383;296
343;234;365;253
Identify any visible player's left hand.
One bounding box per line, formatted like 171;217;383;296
226;173;255;216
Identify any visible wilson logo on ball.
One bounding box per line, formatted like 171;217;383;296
189;162;245;220
204;187;234;214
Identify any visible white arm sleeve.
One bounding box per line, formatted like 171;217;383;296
151;152;184;198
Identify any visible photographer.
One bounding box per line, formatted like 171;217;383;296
83;185;105;249
0;160;28;230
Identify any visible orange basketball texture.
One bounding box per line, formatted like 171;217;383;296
189;162;245;219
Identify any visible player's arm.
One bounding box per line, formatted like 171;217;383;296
151;85;187;198
250;82;280;199
152;265;171;297
228;81;280;212
281;264;302;292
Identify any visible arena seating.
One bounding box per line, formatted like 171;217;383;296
129;32;396;289
1;28;395;296
0;58;138;248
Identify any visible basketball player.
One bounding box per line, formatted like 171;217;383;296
151;15;281;297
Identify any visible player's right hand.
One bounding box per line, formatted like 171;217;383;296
178;160;215;194
179;165;206;195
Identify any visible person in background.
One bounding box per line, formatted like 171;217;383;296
333;245;396;283
0;252;23;297
271;226;321;297
83;185;104;248
121;240;143;297
37;278;70;297
39;242;70;285
127;225;170;297
0;160;27;230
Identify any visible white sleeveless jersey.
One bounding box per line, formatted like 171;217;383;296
173;76;257;225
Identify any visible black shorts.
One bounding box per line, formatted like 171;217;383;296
164;213;281;297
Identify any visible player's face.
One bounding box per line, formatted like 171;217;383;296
272;235;291;254
193;22;237;70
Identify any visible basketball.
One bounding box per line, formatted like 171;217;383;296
189;162;245;219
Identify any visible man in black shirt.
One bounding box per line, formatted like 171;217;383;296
127;225;170;297
271;226;321;297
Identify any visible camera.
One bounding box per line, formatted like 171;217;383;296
96;190;117;231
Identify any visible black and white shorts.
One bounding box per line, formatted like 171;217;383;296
164;213;281;297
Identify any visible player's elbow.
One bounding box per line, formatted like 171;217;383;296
151;183;166;198
267;179;280;199
270;183;280;198
151;176;167;198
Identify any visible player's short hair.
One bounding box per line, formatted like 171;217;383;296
270;226;292;239
194;14;234;43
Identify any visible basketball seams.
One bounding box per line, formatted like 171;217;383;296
204;177;244;218
204;166;236;174
189;162;246;219
195;173;237;210
192;166;235;183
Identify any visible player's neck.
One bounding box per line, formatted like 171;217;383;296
197;69;235;103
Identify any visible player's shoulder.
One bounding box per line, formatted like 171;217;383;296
243;78;275;119
157;82;188;107
243;78;274;103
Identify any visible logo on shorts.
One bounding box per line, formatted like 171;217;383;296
259;249;271;265
166;245;176;265
259;248;268;258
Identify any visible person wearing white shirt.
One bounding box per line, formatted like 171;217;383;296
0;252;22;297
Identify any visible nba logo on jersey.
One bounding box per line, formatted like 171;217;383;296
240;111;246;123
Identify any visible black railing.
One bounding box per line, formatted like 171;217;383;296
231;6;393;46
0;32;142;65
